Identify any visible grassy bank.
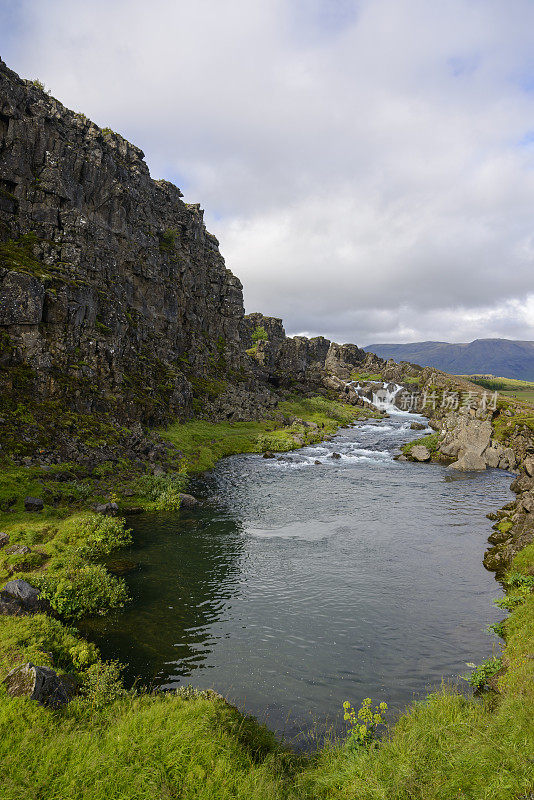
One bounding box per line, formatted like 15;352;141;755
1;396;532;798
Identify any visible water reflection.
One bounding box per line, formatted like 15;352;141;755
81;510;246;686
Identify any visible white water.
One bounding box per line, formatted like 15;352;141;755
346;380;404;412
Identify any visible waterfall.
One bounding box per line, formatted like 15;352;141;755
346;381;403;412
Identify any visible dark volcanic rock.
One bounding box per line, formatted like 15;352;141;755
0;59;250;426
94;502;119;516
178;493;198;508
24;496;43;512
0;578;51;615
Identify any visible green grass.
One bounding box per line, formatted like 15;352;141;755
500;389;534;404
0;691;297;800
401;432;440;456
464;375;534;406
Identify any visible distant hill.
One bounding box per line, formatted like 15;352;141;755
363;338;534;381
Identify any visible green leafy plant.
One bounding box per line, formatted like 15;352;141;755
503;572;534;590
81;660;126;709
251;325;268;343
343;697;388;749
159;228;178;252
76;514;132;561
466;656;503;691
136;471;188;511
30;564;129;618
487;621;506;639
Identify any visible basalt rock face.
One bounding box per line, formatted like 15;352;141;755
0;59;247;425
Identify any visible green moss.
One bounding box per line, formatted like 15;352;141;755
251;325;268;343
158;228;179;252
496;520;513;535
188;375;228;401
95;319;112;335
401;432;440;456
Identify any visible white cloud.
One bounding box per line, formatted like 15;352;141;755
2;0;534;344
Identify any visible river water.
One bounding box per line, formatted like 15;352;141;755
83;409;511;747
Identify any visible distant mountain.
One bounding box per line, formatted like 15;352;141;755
363;339;534;381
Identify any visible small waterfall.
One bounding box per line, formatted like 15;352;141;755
346;381;403;412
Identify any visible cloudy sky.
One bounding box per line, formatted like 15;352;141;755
2;0;534;345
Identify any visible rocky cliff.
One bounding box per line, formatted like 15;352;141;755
0;58;253;425
0;59;386;432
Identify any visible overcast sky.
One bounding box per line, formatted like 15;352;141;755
2;0;534;345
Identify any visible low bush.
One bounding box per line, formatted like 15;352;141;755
75;514;132;560
29;563;129;618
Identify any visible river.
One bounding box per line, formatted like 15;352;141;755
82;408;512;748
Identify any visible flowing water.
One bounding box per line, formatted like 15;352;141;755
82;407;512;748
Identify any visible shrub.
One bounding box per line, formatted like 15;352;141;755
76;514;132;560
152;485;181;511
30;564;129;618
136;472;187;511
81;660;126;708
251;325;268;343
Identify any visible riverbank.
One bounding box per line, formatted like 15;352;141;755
1;396;533;798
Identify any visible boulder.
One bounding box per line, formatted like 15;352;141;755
0;532;9;547
488;528;513;545
262;451;275;459
498;448;516;471
178;493;198;508
450;452;487;471
523;456;534;478
24;497;44;512
330;452;342;460
410;445;431;462
5;545;31;555
314;460;321;465
94;502;119;516
520;494;534;513
410;422;426;430
483;545;509;572
0;579;51;615
2;663;75;708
